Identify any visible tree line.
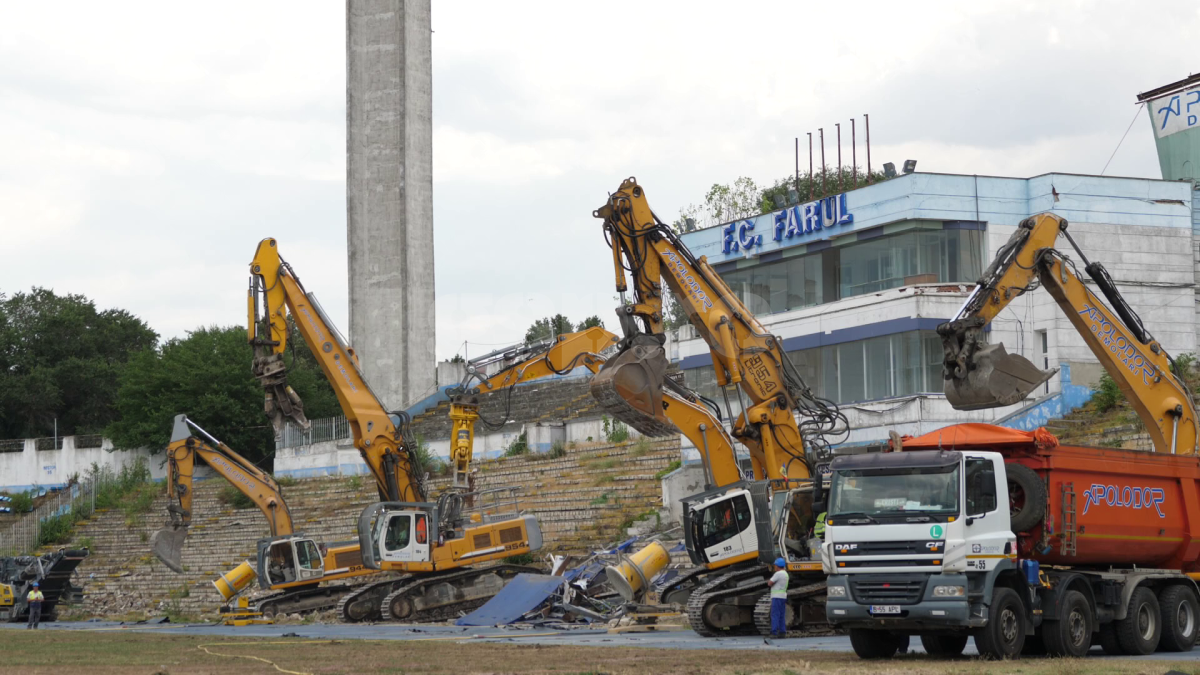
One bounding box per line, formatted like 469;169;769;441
0;289;338;464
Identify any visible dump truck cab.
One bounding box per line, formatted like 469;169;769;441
824;450;1020;651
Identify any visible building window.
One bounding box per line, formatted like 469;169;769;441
717;226;982;316
682;329;945;410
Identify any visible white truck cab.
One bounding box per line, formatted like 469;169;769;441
823;449;1019;658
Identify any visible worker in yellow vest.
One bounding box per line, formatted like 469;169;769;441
814;512;827;539
26;582;43;629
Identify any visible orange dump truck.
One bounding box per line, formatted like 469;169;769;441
823;422;1200;660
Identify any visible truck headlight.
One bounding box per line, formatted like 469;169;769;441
827;585;847;597
933;585;965;597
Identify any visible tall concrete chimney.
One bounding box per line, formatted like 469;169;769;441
346;0;436;411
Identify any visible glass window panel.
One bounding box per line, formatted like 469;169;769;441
745;268;770;316
821;345;839;402
768;261;789;313
893;333;923;396
864;336;892;400
923;332;944;393
785;347;822;398
838;342;865;402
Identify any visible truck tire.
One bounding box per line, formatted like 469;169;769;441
1116;586;1161;655
1006;463;1046;532
1096;622;1124;655
974;587;1026;659
1042;589;1092;657
848;628;899;659
1158;584;1199;652
920;634;968;657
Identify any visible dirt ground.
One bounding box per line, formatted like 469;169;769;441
2;631;1198;675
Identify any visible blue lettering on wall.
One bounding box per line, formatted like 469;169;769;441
724;192;855;255
1082;483;1166;518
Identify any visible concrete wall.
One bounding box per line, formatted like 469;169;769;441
346;0;436;411
0;437;166;493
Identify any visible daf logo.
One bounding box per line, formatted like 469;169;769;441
834;544;857;553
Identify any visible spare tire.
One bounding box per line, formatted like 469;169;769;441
1007;463;1046;532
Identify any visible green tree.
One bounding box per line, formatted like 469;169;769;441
759;166;889;213
578;315;604;330
661;291;690;331
105;324;338;463
524;314;574;344
0;288;157;439
673;176;762;232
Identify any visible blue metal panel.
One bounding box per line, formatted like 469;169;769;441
455;574;564;626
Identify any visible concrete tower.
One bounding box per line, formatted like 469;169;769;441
346;0;436;411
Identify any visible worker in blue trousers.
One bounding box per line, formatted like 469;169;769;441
26;582;43;629
766;557;788;639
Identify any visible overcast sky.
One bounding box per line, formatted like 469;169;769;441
1;1;1195;361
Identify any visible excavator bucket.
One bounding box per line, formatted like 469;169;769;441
589;337;679;437
944;342;1057;410
150;525;188;574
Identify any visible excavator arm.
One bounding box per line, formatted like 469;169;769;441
592;177;845;483
151;415;294;572
249;238;425;503
940;212;1198;455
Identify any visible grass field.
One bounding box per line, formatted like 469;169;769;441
1;631;1198;675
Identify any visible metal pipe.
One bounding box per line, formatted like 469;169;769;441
699;423;715;489
851;119;857;186
819;128;826;197
1172;414;1179;454
836;123;842;191
864;114;872;183
807;133;814;200
794;138;800;197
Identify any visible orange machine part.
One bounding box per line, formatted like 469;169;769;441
902;423;1200;572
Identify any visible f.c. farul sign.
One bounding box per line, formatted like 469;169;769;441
721;193;854;254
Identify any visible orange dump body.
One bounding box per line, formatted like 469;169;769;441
902;423;1200;571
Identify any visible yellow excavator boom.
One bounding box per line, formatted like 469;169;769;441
939;212;1199;455
151;415;294;573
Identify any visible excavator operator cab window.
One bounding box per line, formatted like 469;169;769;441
385;515;411;552
698;494;752;550
268;542;296;584
295;540;322;571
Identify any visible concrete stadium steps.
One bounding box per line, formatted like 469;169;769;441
65;437;679;617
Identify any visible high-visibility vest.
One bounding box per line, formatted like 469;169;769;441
27;590;43;604
814;512;827;537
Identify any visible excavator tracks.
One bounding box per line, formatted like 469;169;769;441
379;565;540;623
656;566;711;606
684;567;767;637
335;577;410;623
750;581;828;637
253;584;355;617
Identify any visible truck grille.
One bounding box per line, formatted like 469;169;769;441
849;575;926;605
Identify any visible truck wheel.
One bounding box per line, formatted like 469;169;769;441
1096;622;1124;655
974;587;1026;659
920;634;968;657
1006;463;1046;532
1043;590;1092;657
1158;584;1198;652
1116;586;1161;655
848;628;899;659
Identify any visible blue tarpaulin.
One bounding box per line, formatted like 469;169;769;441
455;573;565;626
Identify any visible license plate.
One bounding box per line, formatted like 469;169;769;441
870;605;901;615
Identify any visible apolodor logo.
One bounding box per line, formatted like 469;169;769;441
663;250;714;311
1077;304;1156;387
1083;483;1166;518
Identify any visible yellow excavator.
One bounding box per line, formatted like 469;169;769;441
248;238;639;622
582;177;848;636
938;211;1199;454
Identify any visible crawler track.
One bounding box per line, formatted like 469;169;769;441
751;581;828;637
379;565;540;623
684;568;766;637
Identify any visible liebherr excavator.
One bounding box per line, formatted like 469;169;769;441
938;211;1199;454
588;177;849;636
151;415;380;616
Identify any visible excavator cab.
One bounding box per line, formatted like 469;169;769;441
682;481;776;569
356;503;435;569
256;536;326;588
